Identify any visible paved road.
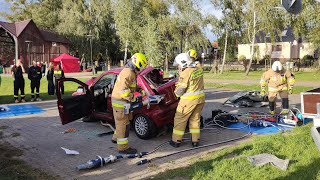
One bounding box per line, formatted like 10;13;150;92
204;79;320;88
0;89;301;180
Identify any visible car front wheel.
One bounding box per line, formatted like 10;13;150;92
133;115;157;139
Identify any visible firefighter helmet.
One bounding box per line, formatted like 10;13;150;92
187;49;197;59
173;53;192;68
132;53;147;70
272;61;283;72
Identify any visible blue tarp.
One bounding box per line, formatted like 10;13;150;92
0;104;45;118
228;122;293;134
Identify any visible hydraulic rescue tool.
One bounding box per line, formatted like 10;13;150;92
123;95;164;114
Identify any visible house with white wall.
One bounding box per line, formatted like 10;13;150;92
238;27;318;62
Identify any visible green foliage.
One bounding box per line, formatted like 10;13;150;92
238;55;246;61
302;55;314;61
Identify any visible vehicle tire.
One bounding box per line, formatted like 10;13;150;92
133;115;157;140
82;116;97;122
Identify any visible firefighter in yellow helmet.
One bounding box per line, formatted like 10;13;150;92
111;53;148;154
187;49;201;68
170;53;205;148
260;61;295;115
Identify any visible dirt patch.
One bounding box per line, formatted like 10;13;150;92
0;143;59;180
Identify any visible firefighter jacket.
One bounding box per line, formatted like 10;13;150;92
53;69;65;80
28;66;42;81
12;66;24;80
111;64;137;108
260;69;295;92
174;66;205;105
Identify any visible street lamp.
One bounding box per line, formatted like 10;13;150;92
86;34;95;74
25;40;32;66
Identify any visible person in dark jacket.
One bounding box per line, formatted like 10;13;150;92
11;59;26;103
47;62;55;95
54;63;65;94
28;60;42;101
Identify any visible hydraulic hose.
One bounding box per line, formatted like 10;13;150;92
137;130;252;165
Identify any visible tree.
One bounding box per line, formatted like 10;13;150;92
0;0;62;30
209;0;246;74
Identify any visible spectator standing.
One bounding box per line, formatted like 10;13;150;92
11;59;26;103
41;61;46;77
54;63;65;94
28;60;42;101
47;62;55;95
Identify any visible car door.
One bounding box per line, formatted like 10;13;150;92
56;78;92;125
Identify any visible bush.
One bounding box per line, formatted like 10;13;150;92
302;55;314;61
238;55;246;61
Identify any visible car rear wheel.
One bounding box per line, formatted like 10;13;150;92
133;115;157;139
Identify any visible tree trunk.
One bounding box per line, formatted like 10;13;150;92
220;30;228;74
245;10;256;76
165;53;168;73
123;40;128;65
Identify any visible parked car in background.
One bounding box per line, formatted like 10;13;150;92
56;66;179;139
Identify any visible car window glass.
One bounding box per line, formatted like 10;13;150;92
94;74;113;90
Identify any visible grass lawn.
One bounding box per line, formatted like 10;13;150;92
154;123;320;180
205;83;314;94
0;76;89;105
203;71;320;82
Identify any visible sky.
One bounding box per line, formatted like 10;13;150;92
0;0;222;41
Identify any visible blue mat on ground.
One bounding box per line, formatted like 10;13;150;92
228;122;293;134
0;104;45;118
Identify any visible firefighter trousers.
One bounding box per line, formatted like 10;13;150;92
14;79;25;100
268;90;289;111
112;107;132;151
172;102;205;143
31;80;40;98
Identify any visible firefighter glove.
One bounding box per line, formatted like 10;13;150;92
140;90;146;97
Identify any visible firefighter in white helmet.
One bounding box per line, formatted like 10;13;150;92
170;53;205;148
111;53;148;154
260;61;295;114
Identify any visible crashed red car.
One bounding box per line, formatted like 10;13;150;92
56;66;179;139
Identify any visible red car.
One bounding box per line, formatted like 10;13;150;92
56;67;179;139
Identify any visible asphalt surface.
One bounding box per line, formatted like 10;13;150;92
0;89;301;180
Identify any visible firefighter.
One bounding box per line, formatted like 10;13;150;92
187;49;201;68
170;53;205;148
260;61;295;114
11;59;26;103
111;53;148;154
28;60;42;101
54;64;65;94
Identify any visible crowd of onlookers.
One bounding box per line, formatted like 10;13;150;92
10;59;64;103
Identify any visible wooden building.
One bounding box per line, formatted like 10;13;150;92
0;19;70;67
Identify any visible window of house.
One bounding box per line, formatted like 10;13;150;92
272;45;282;52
